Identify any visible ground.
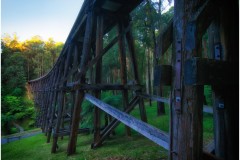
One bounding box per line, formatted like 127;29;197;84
1;102;213;160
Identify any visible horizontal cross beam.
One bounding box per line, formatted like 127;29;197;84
137;93;170;104
184;58;234;85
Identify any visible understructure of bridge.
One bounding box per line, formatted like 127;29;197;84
28;0;238;159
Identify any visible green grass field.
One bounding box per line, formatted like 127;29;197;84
1;102;213;160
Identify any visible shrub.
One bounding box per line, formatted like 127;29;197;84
10;127;18;134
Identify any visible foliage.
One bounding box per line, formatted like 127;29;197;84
1;34;63;135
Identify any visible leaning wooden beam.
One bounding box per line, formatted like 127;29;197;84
192;0;218;37
92;96;140;148
124;15;140;83
156;19;173;58
85;94;169;150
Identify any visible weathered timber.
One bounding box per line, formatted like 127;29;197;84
137;93;170;104
192;0;218;37
153;65;172;86
124;15;140;83
170;1;204;159
117;20;131;136
208;20;226;159
203;105;213;114
93;14;104;147
138;93;213;114
123;16;147;122
67;90;85;155
156;19;173;58
59;25;130;85
203;140;214;153
66;83;142;91
55;128;90;137
51;90;65;153
85;94;169;150
92;96;140;148
67;11;94;155
184;58;234;85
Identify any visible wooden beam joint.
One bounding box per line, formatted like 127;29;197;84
184;58;234;85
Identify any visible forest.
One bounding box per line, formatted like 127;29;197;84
1;34;64;134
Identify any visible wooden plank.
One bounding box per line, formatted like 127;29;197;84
66;83;142;91
85;94;169;150
203;105;213;114
55;128;90;137
203;140;214;153
92;96;139;148
138;93;170;104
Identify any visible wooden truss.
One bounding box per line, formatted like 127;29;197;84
29;0;238;159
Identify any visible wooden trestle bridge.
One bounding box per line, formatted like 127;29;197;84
28;0;238;159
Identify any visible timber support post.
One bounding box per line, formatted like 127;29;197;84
170;1;205;159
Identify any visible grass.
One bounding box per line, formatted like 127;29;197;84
1;102;213;160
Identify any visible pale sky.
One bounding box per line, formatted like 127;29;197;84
1;0;84;42
1;0;173;43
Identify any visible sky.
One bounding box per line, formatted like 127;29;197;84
1;0;84;42
1;0;173;43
